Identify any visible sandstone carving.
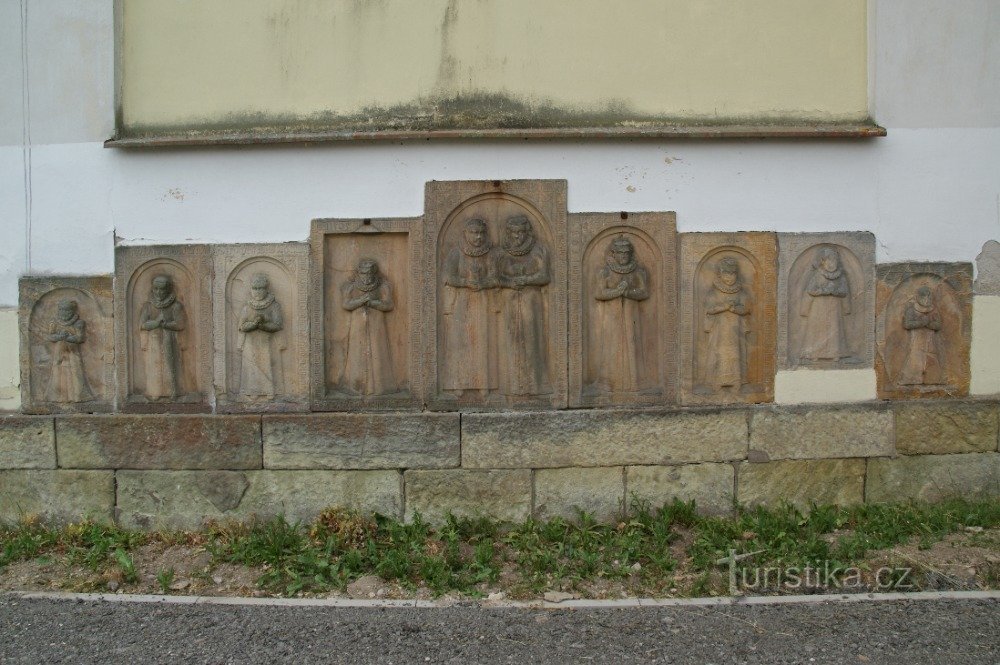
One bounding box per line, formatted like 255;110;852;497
680;233;776;405
339;258;399;396
440;217;498;397
115;245;212;412
569;212;676;407
19;276;114;413
424;180;568;409
974;240;1000;295
214;243;309;413
876;263;972;399
778;233;874;370
310;218;422;410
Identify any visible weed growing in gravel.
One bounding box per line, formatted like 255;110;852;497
2;497;999;597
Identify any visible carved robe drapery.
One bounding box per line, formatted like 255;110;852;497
800;267;850;361
139;298;186;399
238;298;284;398
441;247;496;391
703;285;751;388
497;244;552;396
340;279;397;395
592;264;650;392
898;300;943;385
45;316;93;403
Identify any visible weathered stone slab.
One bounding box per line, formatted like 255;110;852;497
19;276;115;414
115;245;213;413
57;415;262;470
876;263;972;399
974;241;1000;295
213;243;310;413
749;406;893;460
777;233;875;370
679;232;777;405
626;463;735;515
0;416;55;469
462;409;748;469
263;413;460;469
737;459;865;510
310;218;423;411
534;467;625;522
116;470;402;530
0;470;114;524
895;402;999;455
867;453;1000;503
568;212;677;407
423;180;568;411
404;469;531;523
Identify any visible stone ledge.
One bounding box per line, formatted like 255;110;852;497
462;409;748;469
866;453;1000;503
534;467;625;522
737;459;866;510
263;413;459;470
0;470;114;524
0;416;55;469
626;464;735;515
749;405;893;461
56;415;262;470
404;470;531;524
894;402;999;455
115;470;402;530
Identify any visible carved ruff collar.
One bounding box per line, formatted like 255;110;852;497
818;266;843;280
152;293;176;309
607;258;637;275
56;312;80;326
462;241;492;257
713;277;741;295
913;301;935;314
503;236;535;256
248;293;275;310
355;276;381;292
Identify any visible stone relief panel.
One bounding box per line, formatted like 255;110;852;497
778;233;875;370
19;276;114;414
424;180;568;410
115;245;212;413
213;244;310;413
974;240;1000;295
310;218;422;410
680;233;776;405
568;212;677;407
876;263;972;399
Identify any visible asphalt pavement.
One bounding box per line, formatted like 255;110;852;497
1;594;997;664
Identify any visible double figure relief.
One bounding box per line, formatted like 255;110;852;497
441;214;552;403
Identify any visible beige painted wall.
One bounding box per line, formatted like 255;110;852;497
0;309;20;411
120;0;869;133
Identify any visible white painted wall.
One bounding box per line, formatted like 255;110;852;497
1;0;998;405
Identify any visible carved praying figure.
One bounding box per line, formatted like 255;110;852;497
441;217;498;396
339;258;398;395
898;285;944;385
44;299;94;403
799;247;851;362
702;257;752;391
139;274;186;399
496;215;552;397
237;273;284;399
591;236;651;393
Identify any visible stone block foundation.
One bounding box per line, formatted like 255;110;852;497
0;400;998;527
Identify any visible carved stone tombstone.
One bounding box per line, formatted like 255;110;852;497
680;233;777;405
569;212;677;407
974;240;1000;295
310;218;422;410
424;180;568;410
876;263;972;399
213;244;309;412
778;233;875;370
115;245;212;413
19;276;114;413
